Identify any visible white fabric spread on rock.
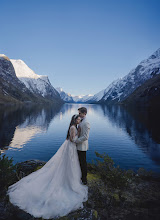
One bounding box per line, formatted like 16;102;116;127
7;126;88;219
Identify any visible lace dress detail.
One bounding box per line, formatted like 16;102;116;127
69;125;78;142
7;126;88;219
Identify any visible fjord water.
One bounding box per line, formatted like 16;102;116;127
0;104;160;174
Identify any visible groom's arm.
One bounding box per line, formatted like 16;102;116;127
74;122;90;144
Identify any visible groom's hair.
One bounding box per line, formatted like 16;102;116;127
78;107;87;114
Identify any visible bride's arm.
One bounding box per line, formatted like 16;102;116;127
69;126;78;142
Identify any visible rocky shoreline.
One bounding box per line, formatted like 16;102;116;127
0;159;160;220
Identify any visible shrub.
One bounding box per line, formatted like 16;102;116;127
0;152;16;189
94;152;134;189
137;167;153;180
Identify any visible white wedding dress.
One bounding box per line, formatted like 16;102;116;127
7;126;88;219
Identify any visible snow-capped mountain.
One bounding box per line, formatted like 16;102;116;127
56;87;93;103
0;54;28;92
92;48;160;104
11;59;61;101
87;79;120;103
56;87;74;102
122;73;160;108
0;54;62;105
72;94;94;103
0;54;36;104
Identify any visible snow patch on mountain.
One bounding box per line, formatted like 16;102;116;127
72;94;94;102
11;59;59;98
0;54;10;61
56;87;94;103
89;79;121;102
56;87;74;102
98;48;160;103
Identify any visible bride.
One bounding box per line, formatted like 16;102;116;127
7;114;88;219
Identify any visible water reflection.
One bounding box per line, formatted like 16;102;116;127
0;103;159;173
0;105;61;153
100;105;160;165
58;103;95;120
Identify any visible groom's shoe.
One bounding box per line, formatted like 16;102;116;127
82;179;87;185
82;181;87;185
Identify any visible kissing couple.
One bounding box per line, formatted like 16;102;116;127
7;107;90;219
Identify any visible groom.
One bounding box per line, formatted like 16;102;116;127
74;107;90;185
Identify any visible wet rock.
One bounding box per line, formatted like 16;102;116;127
58;208;100;220
16;159;46;176
100;209;108;220
1;159;160;220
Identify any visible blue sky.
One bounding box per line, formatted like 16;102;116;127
0;0;160;95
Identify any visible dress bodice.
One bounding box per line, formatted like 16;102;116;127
69;125;77;136
69;125;78;143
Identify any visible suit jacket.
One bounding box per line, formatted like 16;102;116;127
75;117;90;151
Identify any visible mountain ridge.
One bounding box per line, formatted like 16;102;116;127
0;54;63;105
56;87;94;103
86;48;160;104
121;73;160;108
11;59;61;101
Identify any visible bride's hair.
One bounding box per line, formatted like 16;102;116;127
66;114;80;140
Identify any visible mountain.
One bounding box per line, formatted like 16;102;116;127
56;87;74;102
56;87;93;103
0;105;61;152
0;54;37;104
0;54;62;105
87;80;120;103
72;94;94;103
90;48;160;104
11;59;61;103
121;73;160;108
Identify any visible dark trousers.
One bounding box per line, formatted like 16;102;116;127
77;150;87;182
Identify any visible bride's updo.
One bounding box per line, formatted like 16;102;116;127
66;114;80;140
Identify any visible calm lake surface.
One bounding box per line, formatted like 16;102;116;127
0;103;160;174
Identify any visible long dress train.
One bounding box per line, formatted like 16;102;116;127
7;126;88;219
